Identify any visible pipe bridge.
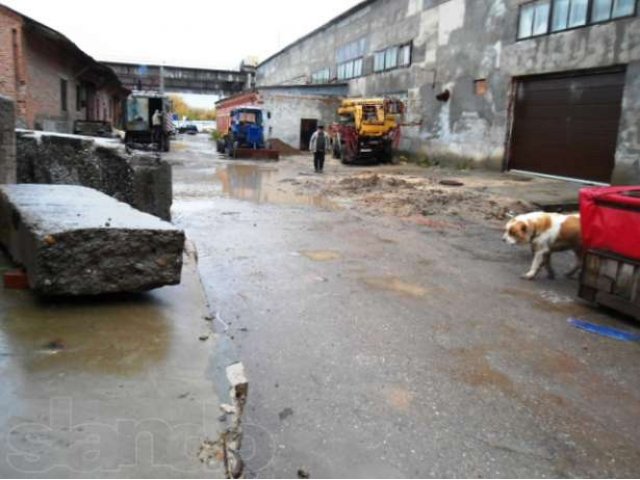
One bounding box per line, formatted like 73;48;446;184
102;61;254;96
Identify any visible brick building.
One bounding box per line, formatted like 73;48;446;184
0;4;128;133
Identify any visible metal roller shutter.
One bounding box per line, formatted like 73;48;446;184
509;70;625;183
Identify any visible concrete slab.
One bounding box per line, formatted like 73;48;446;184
16;130;173;221
0;249;227;478
0;184;184;295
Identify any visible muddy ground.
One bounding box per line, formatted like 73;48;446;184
170;135;640;479
290;166;535;223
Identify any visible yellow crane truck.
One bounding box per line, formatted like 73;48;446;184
329;97;403;164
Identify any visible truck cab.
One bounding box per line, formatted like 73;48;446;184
125;91;173;152
216;106;266;156
330;97;404;164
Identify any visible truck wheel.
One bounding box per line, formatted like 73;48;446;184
380;143;392;164
342;143;356;165
232;141;239;159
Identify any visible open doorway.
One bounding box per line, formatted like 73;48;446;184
299;118;318;151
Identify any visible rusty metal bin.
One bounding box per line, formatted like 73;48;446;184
579;249;640;320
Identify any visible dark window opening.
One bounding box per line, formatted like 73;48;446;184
76;84;86;111
60;79;68;112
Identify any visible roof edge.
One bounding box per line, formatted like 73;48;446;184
257;0;376;68
0;3;126;92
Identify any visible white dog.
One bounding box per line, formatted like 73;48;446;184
503;212;582;280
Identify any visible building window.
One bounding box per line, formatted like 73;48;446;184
311;68;330;84
374;51;385;72
521;0;637;38
518;0;551;38
76;84;86;111
337;58;362;80
385;46;399;69
591;0;636;22
60;79;68;112
373;42;412;74
551;0;589;30
336;37;368;63
399;43;412;67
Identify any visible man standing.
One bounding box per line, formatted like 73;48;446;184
152;109;163;148
309;124;327;173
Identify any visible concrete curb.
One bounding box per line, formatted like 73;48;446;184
185;239;248;479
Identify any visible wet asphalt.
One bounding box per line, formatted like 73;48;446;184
170;134;640;478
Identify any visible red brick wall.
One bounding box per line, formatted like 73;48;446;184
25;33;84;132
1;6;126;132
0;7;27;126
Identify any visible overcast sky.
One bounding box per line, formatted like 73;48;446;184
0;0;361;106
3;0;362;107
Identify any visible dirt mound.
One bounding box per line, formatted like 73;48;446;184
302;172;535;225
269;138;300;155
338;174;415;191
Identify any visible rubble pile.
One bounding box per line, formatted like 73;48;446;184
303;172;533;223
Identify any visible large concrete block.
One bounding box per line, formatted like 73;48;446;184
0;184;184;295
16;131;173;220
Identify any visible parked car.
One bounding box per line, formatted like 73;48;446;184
178;124;198;134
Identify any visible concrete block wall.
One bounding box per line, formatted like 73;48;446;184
16;132;172;220
0;95;16;183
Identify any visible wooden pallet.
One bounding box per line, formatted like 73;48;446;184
579;249;640;320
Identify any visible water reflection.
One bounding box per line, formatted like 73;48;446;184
215;163;333;209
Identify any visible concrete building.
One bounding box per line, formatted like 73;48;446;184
215;85;348;150
256;0;640;184
0;4;128;133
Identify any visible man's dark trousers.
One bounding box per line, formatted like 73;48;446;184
314;151;325;172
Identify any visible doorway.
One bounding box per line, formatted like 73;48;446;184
299;119;318;151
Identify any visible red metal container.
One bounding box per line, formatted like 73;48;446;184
580;186;640;261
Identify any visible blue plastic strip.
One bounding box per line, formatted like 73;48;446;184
568;317;640;342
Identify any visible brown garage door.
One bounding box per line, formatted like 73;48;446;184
509;70;625;183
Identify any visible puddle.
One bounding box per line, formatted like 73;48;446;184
0;297;171;375
361;276;428;298
214;163;334;209
299;250;341;262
